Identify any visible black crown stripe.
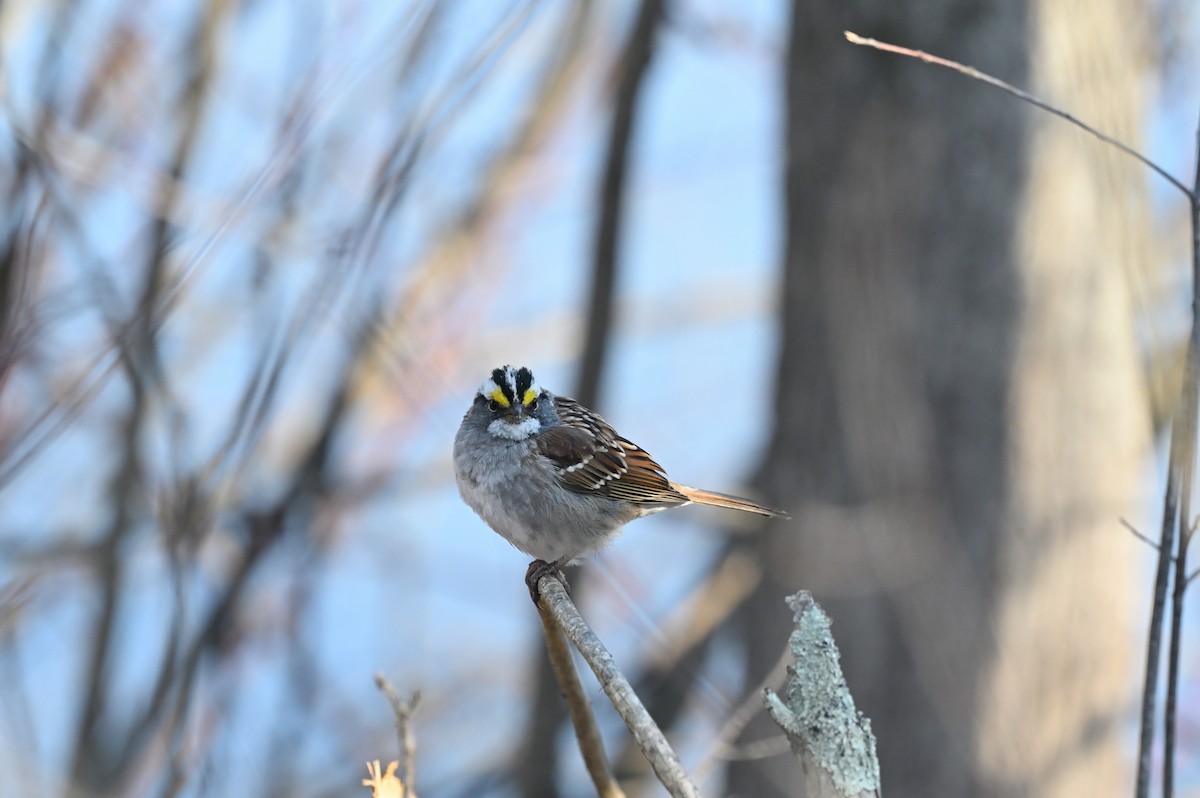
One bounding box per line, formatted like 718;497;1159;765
514;367;533;399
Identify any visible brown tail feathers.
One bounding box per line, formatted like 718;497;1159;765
673;484;790;519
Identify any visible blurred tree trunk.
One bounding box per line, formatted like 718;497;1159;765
734;1;1152;796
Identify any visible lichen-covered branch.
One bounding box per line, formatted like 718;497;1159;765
763;591;881;798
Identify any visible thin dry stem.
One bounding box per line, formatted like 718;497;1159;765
843;31;1189;196
374;674;421;791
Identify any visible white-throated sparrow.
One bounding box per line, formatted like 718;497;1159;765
453;365;787;594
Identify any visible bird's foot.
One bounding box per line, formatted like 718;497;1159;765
525;559;569;605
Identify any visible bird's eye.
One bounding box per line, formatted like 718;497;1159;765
487;400;501;413
528;398;539;411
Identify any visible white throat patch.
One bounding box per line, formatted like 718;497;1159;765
489;417;541;440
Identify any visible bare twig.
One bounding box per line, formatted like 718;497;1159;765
763;592;880;798
374;674;421;791
536;575;702;798
1121;517;1165;554
534;601;625;798
843;31;1189;195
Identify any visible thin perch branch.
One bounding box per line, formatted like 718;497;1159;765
535;600;626;798
763;591;880;798
537;575;702;798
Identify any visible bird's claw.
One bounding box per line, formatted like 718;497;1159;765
525;559;569;605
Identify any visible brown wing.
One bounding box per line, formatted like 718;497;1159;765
537;395;688;506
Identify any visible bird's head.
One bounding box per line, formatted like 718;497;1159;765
475;365;547;440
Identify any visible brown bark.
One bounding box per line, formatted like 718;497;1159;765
735;1;1151;795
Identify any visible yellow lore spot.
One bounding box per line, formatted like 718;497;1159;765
490;388;511;407
523;389;537;406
